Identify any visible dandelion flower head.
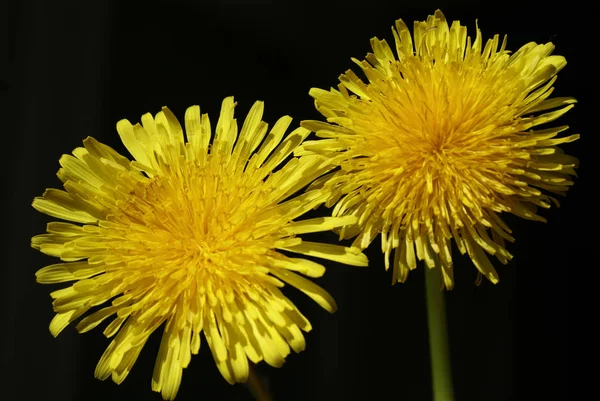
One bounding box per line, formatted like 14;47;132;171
32;97;367;399
299;10;579;288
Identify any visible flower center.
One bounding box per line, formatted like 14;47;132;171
109;161;274;274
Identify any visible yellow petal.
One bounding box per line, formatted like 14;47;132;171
32;194;97;224
281;241;368;267
249;115;292;170
270;268;337;313
116;119;153;167
268;257;326;278
49;308;89;337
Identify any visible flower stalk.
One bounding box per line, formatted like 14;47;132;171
246;366;273;401
425;266;454;401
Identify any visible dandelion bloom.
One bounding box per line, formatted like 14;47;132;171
299;10;579;289
32;97;367;400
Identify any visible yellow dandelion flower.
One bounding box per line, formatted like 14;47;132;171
32;97;368;400
299;10;579;289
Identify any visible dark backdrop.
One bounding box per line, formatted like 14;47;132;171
4;1;586;400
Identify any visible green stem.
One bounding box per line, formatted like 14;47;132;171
246;365;273;401
425;266;455;401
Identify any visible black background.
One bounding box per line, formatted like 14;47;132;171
4;1;587;400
